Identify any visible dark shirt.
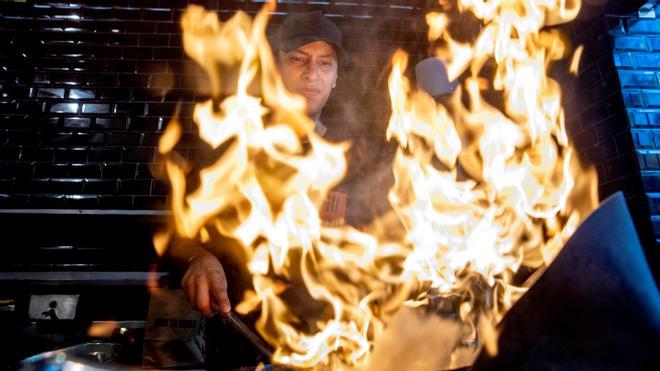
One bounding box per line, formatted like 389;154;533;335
322;121;395;227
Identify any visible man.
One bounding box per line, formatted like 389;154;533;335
276;11;349;135
169;10;349;322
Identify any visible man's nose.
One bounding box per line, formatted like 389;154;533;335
302;61;320;81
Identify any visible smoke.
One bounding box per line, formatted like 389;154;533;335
298;7;431;228
315;4;480;228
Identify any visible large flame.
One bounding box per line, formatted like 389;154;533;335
387;0;598;353
159;2;399;366
158;0;598;369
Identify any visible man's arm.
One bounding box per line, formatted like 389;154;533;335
167;236;232;316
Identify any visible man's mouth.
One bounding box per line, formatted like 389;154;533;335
298;88;321;97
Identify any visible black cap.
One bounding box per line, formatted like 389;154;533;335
273;11;349;66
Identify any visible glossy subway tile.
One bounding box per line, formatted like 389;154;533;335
0;0;432;210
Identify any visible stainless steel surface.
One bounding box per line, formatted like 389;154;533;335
0;299;15;312
19;342;122;370
0;271;169;285
0;208;171;215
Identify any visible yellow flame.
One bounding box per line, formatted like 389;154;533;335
570;45;584;75
162;2;391;367
87;322;116;337
152;230;171;257
159;0;598;368
158;116;181;155
385;0;597;351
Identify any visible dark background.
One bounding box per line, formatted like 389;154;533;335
0;0;432;212
0;0;655;249
0;0;657;366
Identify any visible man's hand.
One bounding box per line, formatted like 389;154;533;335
181;253;231;317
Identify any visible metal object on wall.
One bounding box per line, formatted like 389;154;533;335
414;57;458;98
28;294;79;320
472;192;660;370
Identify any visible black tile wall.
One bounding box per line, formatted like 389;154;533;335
2;0;652;256
0;0;430;210
557;0;658;257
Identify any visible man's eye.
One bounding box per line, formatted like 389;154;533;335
320;60;335;68
290;56;304;63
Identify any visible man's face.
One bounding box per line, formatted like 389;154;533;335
278;41;338;118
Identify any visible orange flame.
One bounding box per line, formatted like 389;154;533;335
159;0;598;368
160;1;394;367
388;0;598;351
